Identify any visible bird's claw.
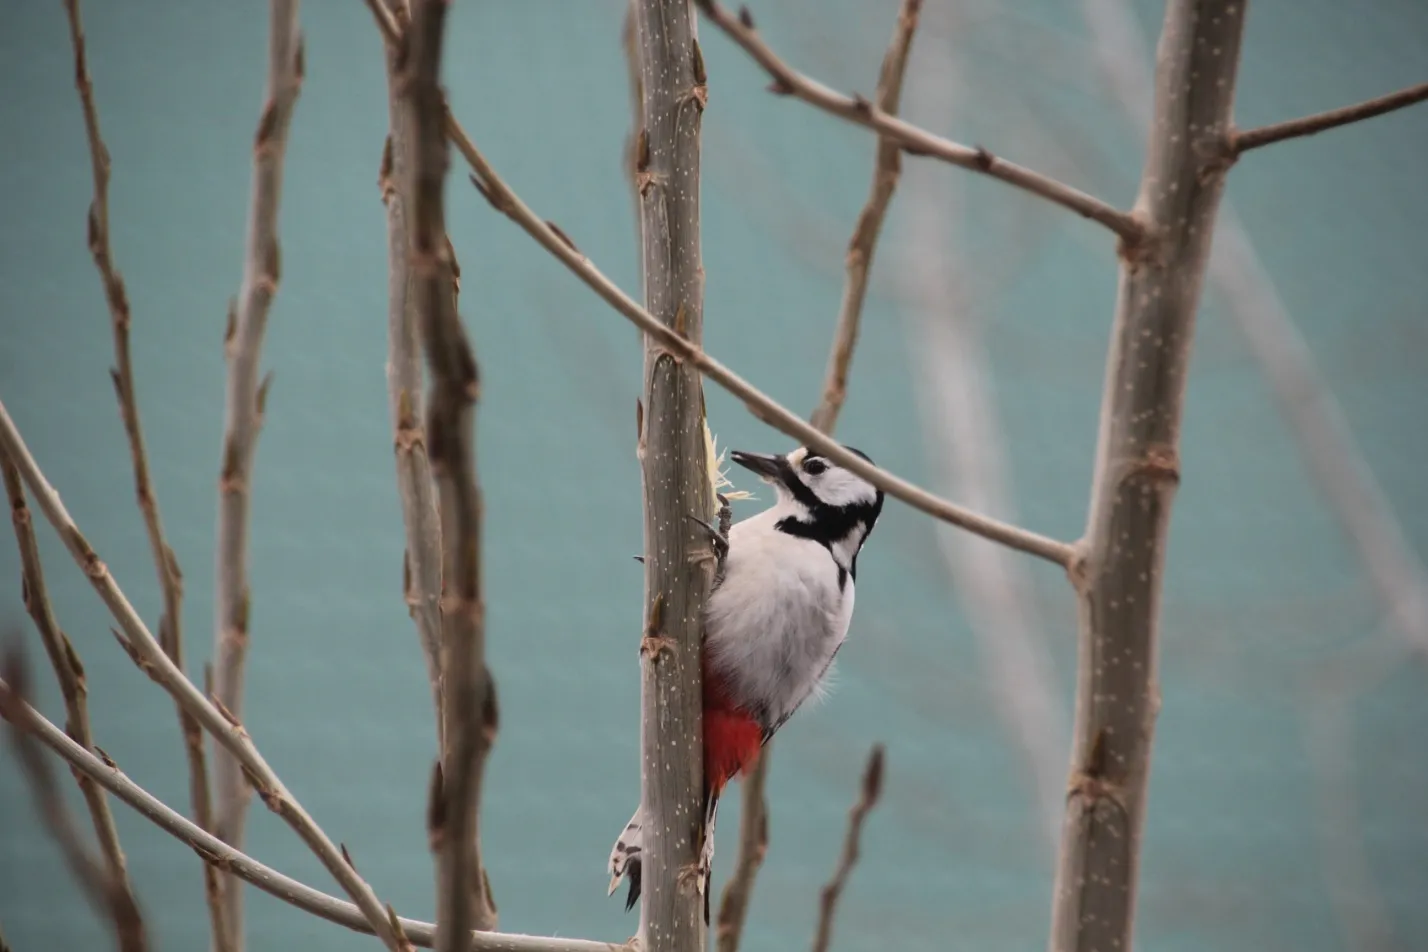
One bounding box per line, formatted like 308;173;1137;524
685;504;731;568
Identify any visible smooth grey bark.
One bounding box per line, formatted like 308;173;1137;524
1050;3;1247;950
631;2;712;950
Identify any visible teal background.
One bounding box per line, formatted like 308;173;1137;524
1;1;1426;950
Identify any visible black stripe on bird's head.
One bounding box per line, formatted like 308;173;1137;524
731;446;885;570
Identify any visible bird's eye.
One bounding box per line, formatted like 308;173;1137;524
803;458;828;476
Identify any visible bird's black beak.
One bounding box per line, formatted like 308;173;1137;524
730;450;785;483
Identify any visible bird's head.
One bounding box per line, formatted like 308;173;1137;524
730;445;884;535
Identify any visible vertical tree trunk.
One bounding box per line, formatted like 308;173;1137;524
632;2;711;950
1050;3;1247;951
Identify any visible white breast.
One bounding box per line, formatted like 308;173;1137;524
704;508;854;730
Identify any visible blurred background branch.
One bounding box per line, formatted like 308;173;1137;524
0;649;147;952
898;5;1067;853
403;0;500;940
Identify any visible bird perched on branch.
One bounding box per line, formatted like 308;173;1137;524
608;444;885;916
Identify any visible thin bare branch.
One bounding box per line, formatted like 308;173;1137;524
404;0;498;942
720;12;922;945
630;1;711;946
212;3;304;945
362;0;1074;568
714;752;768;952
58;2;224;943
0;678;628;952
0;649;147;952
374;0;446;734
467;143;1073;567
2;453;142;911
810;744;884;952
1231;81;1428;155
692;0;1143;244
0;399;406;952
1051;3;1247;951
809;0;921;434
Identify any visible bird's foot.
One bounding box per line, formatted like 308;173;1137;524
686;494;732;569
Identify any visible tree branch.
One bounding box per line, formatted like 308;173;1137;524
0;676;628;952
0;650;147;952
630;1;710;947
374;0;446;738
363;0;1073;569
58;2;224;944
692;0;1144;244
1231;81;1428;154
718;8;921;949
404;0;499;942
0;399;406;952
212;4;304;946
1082;0;1428;665
474;145;1072;566
1051;3;1247;951
809;745;883;952
713;753;767;952
1;461;143;937
809;0;921;434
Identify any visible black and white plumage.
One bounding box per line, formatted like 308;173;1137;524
607;444;885;914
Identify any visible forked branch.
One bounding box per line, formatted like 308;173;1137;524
1051;3;1247;951
405;0;500;940
1232;80;1428;154
59;1;223;944
0;679;628;952
0;399;407;952
212;4;304;946
693;0;1143;244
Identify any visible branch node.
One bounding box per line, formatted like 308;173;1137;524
545;220;580;254
1124;443;1181;487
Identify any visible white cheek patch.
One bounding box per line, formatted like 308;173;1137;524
813;470;876;508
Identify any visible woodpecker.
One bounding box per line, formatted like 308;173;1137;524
607;444;885;914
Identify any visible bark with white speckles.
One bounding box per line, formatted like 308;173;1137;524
631;2;712;951
1050;3;1247;950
